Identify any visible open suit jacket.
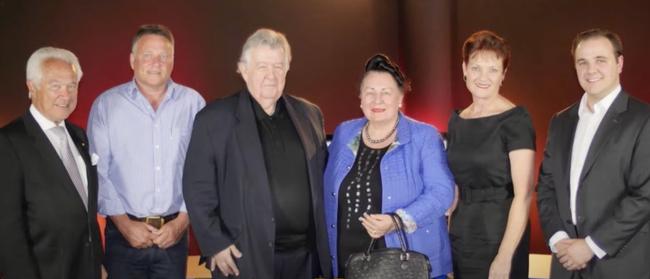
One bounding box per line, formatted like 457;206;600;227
537;91;650;279
183;89;332;279
0;112;102;279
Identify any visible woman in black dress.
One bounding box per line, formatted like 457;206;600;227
446;30;536;279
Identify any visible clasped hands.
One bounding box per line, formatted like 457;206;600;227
113;214;188;250
554;238;594;271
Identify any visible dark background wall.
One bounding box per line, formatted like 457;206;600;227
0;0;400;131
2;0;649;255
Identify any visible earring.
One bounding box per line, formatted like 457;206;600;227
463;75;467;82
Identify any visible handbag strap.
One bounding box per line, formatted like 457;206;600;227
363;213;410;255
390;213;410;252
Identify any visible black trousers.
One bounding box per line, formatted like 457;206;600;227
273;246;313;279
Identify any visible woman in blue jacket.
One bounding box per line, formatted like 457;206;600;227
324;54;455;278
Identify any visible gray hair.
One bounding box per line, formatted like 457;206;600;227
26;46;83;85
239;28;292;68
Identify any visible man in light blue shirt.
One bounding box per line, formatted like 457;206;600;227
88;24;205;278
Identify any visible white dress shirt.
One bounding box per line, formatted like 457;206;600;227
30;105;88;192
548;85;621;259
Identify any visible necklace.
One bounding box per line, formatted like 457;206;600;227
364;117;399;144
343;144;384;229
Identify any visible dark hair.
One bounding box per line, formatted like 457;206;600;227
131;24;174;52
363;53;411;93
571;28;623;59
462;30;511;70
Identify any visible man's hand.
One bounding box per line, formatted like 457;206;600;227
556;239;593;271
152;213;190;249
553;238;572;254
110;214;156;249
210;245;242;277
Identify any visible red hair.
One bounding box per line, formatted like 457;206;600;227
462;30;511;70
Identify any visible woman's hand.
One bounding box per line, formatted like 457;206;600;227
359;213;396;239
488;254;512;279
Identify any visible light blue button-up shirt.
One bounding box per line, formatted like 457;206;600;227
88;80;205;217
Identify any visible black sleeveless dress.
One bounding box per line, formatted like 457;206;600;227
446;106;535;279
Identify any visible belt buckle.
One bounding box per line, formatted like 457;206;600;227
144;216;164;229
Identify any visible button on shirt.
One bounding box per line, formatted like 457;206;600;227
88;80;205;217
549;84;621;259
30;105;88;192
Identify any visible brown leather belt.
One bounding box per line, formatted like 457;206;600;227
127;213;179;229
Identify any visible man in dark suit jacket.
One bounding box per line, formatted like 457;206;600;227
0;47;102;279
183;28;331;279
538;29;650;278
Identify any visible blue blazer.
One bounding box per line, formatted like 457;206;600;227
324;114;455;277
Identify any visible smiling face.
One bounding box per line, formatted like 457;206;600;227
130;34;174;91
574;36;623;102
359;71;404;125
462;50;506;99
28;58;79;123
238;45;288;106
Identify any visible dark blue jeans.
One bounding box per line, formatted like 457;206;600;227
104;219;188;279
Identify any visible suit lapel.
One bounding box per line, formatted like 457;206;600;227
549;104;579;232
233;90;272;200
67;122;96;212
66;123;90;166
560;106;579;195
23;112;87;211
283;96;317;159
549;105;578;202
579;93;628;182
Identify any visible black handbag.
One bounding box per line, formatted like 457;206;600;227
344;214;431;279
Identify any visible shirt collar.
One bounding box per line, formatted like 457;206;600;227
29;105;66;131
251;95;285;121
127;79;178;100
578;84;621;117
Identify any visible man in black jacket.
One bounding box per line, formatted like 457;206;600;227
0;47;102;279
537;28;650;278
183;28;331;279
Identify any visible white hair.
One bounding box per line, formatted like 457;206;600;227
26;46;83;85
239;28;292;68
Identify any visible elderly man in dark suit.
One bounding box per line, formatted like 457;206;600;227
183;28;331;279
537;28;650;278
0;47;102;279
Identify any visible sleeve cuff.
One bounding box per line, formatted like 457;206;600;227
395;209;417;233
98;199;126;216
585;236;607;259
549;231;570;253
